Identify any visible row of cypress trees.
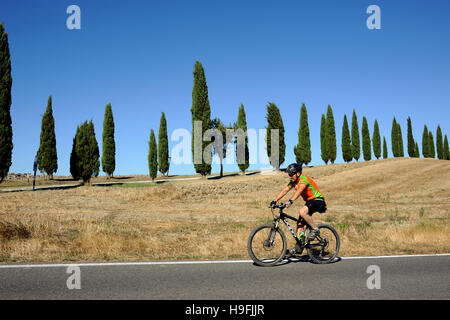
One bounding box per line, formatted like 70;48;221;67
189;60;450;169
262;101;450;168
421;124;449;160
321;108;449;165
38;98;172;184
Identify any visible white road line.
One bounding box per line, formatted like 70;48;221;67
341;253;450;260
0;253;449;269
0;259;253;269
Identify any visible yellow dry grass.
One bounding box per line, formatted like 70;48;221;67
1;157;449;264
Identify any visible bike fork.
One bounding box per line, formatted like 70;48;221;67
267;220;280;245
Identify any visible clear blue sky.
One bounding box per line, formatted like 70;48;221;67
2;0;450;176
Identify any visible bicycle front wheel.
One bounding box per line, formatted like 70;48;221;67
307;223;340;264
247;223;287;267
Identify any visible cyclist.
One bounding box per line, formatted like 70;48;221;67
270;163;326;243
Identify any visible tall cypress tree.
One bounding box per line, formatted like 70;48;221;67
362;116;372;161
101;103;115;178
320;114;328;164
190;61;212;176
158;112;169;175
391;117;399;157
75;120;100;185
235;103;250;174
0;23;13;183
266;102;285;170
89;121;100;178
372;119;381;159
383;136;388;159
422;125;429;158
443;134;449;160
428;131;435;158
341;115;352;163
436;125;443;160
70;125;80;180
407;117;415;157
38;96;58;179
326;105;336;164
351;109;360;162
294;103;311;165
148;129;158;181
397;122;404;157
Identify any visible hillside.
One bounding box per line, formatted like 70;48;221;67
0;157;449;263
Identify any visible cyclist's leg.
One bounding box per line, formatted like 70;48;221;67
298;205;317;233
296;215;307;237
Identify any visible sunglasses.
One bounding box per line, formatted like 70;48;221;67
288;172;297;177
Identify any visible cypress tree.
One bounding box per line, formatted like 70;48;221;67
351;109;360;162
422;125;429;158
294;103;311;165
383;136;388;159
70;125;80;180
265;102;285;170
436;125;443;160
397;122;404;157
148;129;158;181
190;61;212;176
391;117;399;157
89;121;100;179
75;120;100;185
101;103;115;178
326;105;336;164
428;131;435;159
362;116;372;161
158;112;169;175
341;115;352;163
235;103;250;174
443;134;449;160
0;23;13;183
407;117;415;157
320;114;328;164
38;96;58;179
372;119;381;159
414;142;420;158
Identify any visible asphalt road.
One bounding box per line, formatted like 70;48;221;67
0;254;448;300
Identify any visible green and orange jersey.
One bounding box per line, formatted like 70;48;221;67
287;174;324;202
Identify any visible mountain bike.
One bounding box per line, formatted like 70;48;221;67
247;203;340;266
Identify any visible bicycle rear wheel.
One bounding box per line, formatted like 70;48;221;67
306;223;340;264
247;223;287;267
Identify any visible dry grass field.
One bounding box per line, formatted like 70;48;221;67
0;157;449;264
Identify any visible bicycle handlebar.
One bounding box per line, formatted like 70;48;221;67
269;203;286;209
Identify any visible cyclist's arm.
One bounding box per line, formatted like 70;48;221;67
289;183;306;203
273;185;291;202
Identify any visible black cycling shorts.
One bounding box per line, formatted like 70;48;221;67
304;199;327;215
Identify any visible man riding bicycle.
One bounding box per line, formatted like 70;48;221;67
270;163;327;243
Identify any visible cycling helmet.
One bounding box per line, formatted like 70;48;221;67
286;163;302;176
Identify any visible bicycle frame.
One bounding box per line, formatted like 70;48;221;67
272;207;304;244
